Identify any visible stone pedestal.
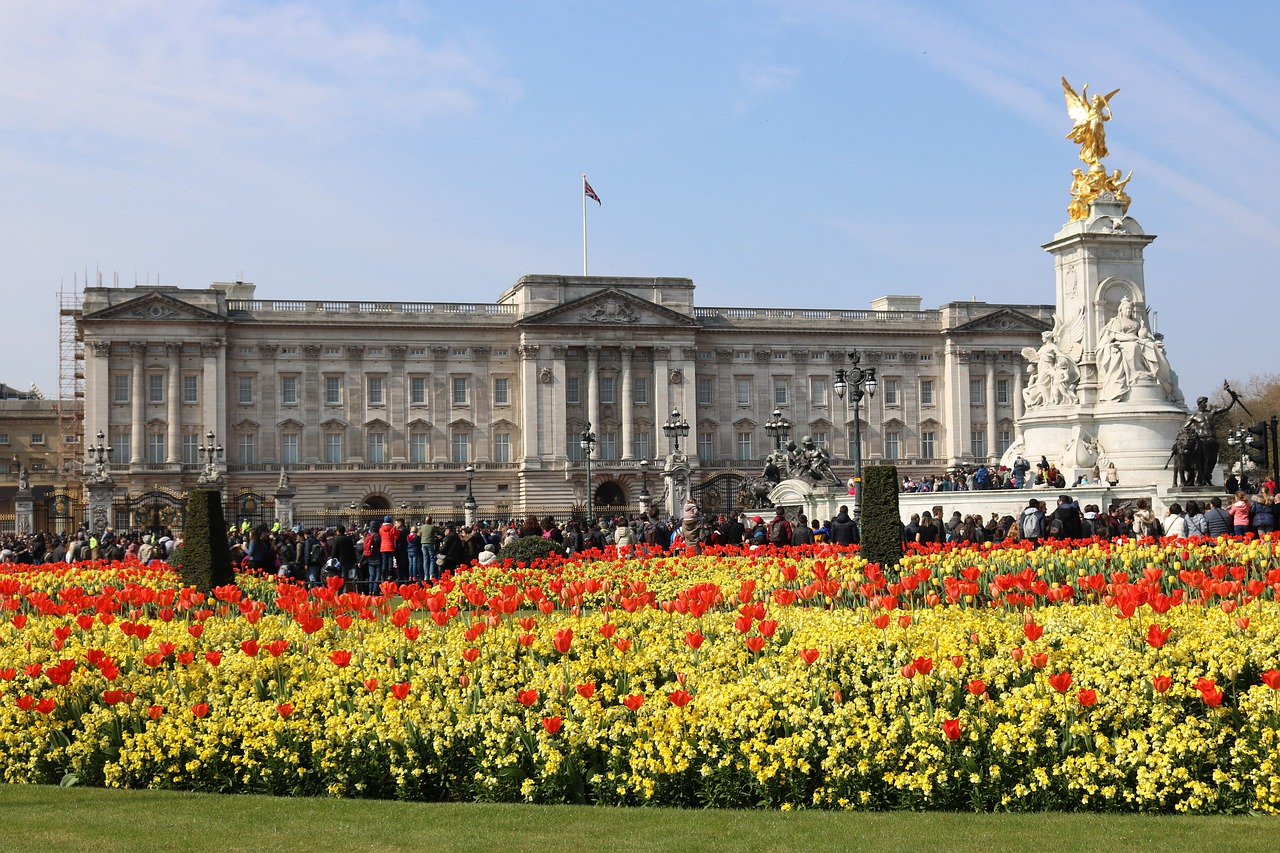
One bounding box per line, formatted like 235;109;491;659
84;474;116;534
768;479;847;526
274;486;297;530
662;452;691;519
13;490;33;535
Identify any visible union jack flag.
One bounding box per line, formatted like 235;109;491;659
584;178;601;205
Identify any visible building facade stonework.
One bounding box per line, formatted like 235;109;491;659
76;276;1052;516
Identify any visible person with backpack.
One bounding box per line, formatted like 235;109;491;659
1203;497;1233;537
1132;498;1162;538
304;528;327;587
829;506;858;545
1020;499;1046;543
420;516;439;582
1049;495;1084;540
791;514;815;546
768;509;792;547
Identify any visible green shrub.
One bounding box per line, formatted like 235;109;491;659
859;465;903;570
178;490;236;593
496;535;561;567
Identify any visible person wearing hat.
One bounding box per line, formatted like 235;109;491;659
749;516;768;546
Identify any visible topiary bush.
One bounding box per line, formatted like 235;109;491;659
496;536;561;567
178;489;236;593
859;464;903;570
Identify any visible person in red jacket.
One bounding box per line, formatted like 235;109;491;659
375;515;398;592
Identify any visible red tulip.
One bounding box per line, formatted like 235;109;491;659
330;650;353;667
967;679;986;696
518;634;535;648
35;698;56;715
745;635;766;654
553;628;574;654
276;703;294;718
240;639;260;657
363;678;379;692
143;652;165;668
462;647;481;664
176;652;195;666
541;715;563;735
950;654;965;668
1145;624;1170;649
190;702;209;718
24;664;42;678
11;614;26;629
614;638;633;653
0;668;14;681
872;613;890;630
1048;671;1073;693
1030;653;1048;669
734;614;754;633
148;704;164;720
1235;617;1250;631
799;648;821;665
623;693;645;711
912;657;933;675
204;651;222;667
15;695;34;711
598;622;617;639
1023;622;1044;642
391;682;411;700
187;624;204;639
685;630;705;650
1152;675;1172;693
1010;647;1024;662
517;689;539;707
102;689;124;705
576;682;596;699
900;664;916;680
1077;688;1097;707
1262;670;1280;691
668;689;692;708
941;718;963;741
897;614;912;629
519;616;536;631
266;640;289;658
403;625;421;641
1201;687;1224;707
757;619;778;638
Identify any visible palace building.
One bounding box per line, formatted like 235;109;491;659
75;275;1052;519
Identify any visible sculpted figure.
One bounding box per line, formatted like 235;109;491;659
18;465;29;492
1096;297;1178;403
1062;78;1119;166
1183;393;1236;487
797;435;839;485
1021;309;1083;408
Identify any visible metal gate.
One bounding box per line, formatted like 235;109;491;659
688;471;774;516
115;488;188;535
35;491;83;535
225;490;274;532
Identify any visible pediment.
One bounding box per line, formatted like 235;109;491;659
518;288;699;328
951;308;1051;335
406;417;432;429
232;418;260;430
364;417;390;429
733;417;757;429
320;417;348;429
277;418;304;430
449;417;475;429
82;292;225;323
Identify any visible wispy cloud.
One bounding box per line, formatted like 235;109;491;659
739;61;800;95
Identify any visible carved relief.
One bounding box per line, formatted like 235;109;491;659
388;346;407;360
753;350;770;364
653;346;670;360
669;368;683;385
863;351;882;364
200;342;221;358
715;348;733;363
582;297;639;324
89;341;112;356
619;345;635;359
258;344;278;358
346;345;365;359
303;344;321;357
792;350;809;362
432;346;450;359
539;367;553;384
901;351;918;363
551;346;568;359
519;345;540;360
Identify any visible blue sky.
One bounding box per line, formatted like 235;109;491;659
2;0;1277;400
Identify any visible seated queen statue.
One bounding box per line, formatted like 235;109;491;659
1096;297;1179;403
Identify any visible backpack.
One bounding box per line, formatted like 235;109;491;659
1020;511;1043;540
768;517;788;545
309;540;326;566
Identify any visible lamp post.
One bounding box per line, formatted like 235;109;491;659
196;431;224;485
464;463;477;525
764;407;792;451
86;430;112;475
833;350;878;524
639;458;651;515
662;408;689;453
580;423;597;523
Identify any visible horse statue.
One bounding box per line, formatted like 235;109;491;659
1165;425;1200;487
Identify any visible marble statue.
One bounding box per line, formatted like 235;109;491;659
1097;297;1179;403
1062;78;1119;167
1022;308;1083;408
796;435;839;485
17;464;29;492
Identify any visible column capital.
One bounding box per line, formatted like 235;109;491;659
347;345;366;360
652;346;670;360
90;341;112;356
619;345;635;358
585;345;601;358
165;342;184;357
520;344;540;360
201;342;221;357
388;345;407;360
129;342;147;356
258;344;278;358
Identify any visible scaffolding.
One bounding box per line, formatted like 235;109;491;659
56;283;85;483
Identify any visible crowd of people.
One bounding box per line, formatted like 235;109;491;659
900;455;1123;492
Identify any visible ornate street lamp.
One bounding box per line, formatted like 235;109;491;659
662;408;689;453
638;458;651;514
764;407;792;451
833;350;878;524
196;431;224;485
464;463;477;525
86;430;112;473
580;423;597;522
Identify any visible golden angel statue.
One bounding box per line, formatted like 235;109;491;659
1062;77;1119;166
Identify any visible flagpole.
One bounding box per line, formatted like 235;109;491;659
582;173;588;276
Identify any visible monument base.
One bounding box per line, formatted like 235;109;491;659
768;479;849;525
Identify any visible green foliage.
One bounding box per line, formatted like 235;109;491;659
178;490;236;593
496;535;560;566
859;465;903;570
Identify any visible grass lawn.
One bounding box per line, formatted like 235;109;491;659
0;786;1275;853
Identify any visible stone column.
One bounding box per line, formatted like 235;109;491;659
130;342;146;464
586;345;601;434
14;488;33;535
652;346;670;424
303;345;322;462
942;340;963;467
201;342;220;440
85;475;116;535
1012;358;1025;437
274;478;297;529
985;358;997;464
520;345;540;461
620;346;635;459
389;346;407;462
87;341;111;442
166;343;182;463
551;346;568;462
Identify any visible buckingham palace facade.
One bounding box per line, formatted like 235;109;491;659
77;275;1052;517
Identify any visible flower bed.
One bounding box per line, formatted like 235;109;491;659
2;537;1279;812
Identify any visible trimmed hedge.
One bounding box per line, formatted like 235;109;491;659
859;465;903;570
176;489;236;593
496;535;562;566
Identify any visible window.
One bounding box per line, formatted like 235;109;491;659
735;351;750;361
921;430;936;460
811;377;828;407
325;434;343;464
111;432;129;464
238;377;253;405
998;428;1013;456
238;434;255;464
970;378;984;406
183;375;198;404
368;376;385;406
410;348;426;358
883;379;899;406
147;375;164;404
182;434;199;464
147;433;165;464
884;431;901;460
920;353;934;363
971;430;986;458
281;346;298;356
773;351;788;361
281;376;298;405
113;374;130;404
410;376;428;406
325;376;342;405
281;434;299;465
566;377;580;405
697;377;713;406
451;348;467;357
30;433;45;445
810;351;827;362
0;433;8;445
494;433;511;463
600;377;615;405
368;348;384;357
451;432;470;463
996;378;1010;405
698;351;712;360
633;377;647;404
736;378;751;406
812;431;828;450
567;435;583;461
493;349;508;358
698;432;713;460
324;346;340;356
737;432;753;461
635;432;650;460
493;377;509;405
883;352;898;362
600;432;617;460
410;431;428;463
774;378;788;406
920;379;934;406
452;377;469;406
367;433;386;464
238;346;254;356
